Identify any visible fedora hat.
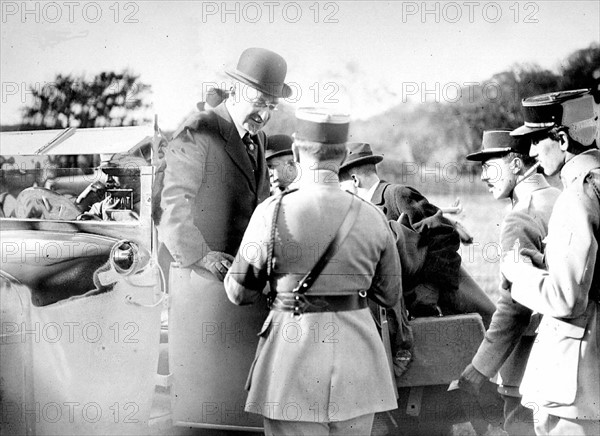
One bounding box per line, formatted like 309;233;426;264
466;130;531;162
266;134;294;160
295;107;350;144
511;89;597;146
339;142;384;171
226;48;292;99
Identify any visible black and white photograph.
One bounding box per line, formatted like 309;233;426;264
1;1;599;435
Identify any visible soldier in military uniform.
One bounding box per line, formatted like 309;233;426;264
158;47;290;280
502;89;600;436
460;130;561;436
224;108;400;435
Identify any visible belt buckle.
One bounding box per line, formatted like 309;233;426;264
358;290;367;298
291;293;306;319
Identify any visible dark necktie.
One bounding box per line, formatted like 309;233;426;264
242;133;258;170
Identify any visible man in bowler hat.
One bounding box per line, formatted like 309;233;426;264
158;47;291;281
265;134;297;194
502;89;600;436
224;108;400;435
460;130;561;436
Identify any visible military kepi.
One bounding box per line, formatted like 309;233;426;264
466;130;531;161
295;108;350;144
511;88;598;146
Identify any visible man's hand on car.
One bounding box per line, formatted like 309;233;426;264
195;251;235;281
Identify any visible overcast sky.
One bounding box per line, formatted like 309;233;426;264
1;1;599;130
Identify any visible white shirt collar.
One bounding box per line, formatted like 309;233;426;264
365;177;381;202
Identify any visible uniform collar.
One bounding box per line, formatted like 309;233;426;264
512;173;550;208
560;149;600;188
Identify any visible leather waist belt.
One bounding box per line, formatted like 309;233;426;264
271;292;368;316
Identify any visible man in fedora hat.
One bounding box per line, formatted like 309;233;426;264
158;47;291;281
459;130;561;436
224;108;400;435
265;134;297;194
502;89;600;436
339;143;463;319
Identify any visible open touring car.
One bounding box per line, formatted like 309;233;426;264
0;126;497;436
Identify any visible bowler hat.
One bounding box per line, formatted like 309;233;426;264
466;130;531;162
266;134;294;160
339;142;384;171
226;48;292;99
295;107;350;144
511;88;598;146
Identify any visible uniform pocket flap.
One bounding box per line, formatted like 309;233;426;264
549;318;585;339
550;317;586;339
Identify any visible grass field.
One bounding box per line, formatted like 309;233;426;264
428;192;510;304
382;162;562;307
382;165;513;305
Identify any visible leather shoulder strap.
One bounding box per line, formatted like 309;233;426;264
267;188;298;277
293;195;362;294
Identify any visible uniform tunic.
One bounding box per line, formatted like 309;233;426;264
504;149;600;421
224;176;400;422
472;174;560;394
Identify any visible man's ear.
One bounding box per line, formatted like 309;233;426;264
509;157;522;174
557;131;570;151
351;174;360;187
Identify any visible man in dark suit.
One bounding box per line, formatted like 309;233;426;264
339;142;500;435
339;143;462;318
460;130;560;436
158;48;291;281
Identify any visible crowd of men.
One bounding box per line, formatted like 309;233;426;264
156;47;600;436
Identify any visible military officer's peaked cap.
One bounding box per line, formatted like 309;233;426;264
266;134;294;160
511;88;598;146
466;130;531;161
295;108;350;144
